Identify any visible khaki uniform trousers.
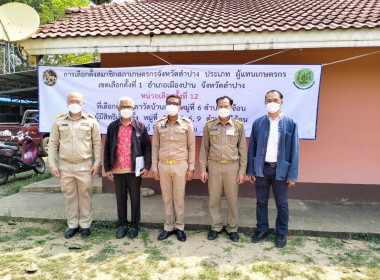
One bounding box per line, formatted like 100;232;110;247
208;160;239;233
158;160;188;231
59;159;93;229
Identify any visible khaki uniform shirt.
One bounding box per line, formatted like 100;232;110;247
152;116;195;172
199;117;247;175
48;112;102;168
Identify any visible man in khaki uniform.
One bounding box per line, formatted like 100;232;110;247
200;96;247;242
49;92;101;239
152;94;195;242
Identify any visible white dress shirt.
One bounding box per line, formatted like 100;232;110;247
265;112;283;163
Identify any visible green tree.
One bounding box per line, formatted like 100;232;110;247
0;0;108;73
39;0;90;25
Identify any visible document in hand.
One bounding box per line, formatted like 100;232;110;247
135;156;144;177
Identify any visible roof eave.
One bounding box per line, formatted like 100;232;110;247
22;29;380;55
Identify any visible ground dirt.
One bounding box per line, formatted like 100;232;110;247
0;220;379;280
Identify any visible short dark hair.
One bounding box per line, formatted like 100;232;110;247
166;94;181;105
216;96;233;106
265;90;283;100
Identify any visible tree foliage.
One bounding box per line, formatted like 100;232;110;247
39;0;90;25
0;0;110;73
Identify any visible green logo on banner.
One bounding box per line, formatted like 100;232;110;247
294;68;315;90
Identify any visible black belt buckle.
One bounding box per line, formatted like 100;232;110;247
265;162;277;168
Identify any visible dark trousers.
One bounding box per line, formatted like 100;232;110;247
114;173;142;228
255;164;289;235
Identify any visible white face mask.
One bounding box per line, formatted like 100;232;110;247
218;108;231;118
166;105;179;116
266;102;281;114
120;108;133;119
68;103;82;114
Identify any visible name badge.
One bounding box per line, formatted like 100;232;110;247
226;128;235;136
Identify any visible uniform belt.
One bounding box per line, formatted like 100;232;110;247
161;160;183;165
265;162;277;168
62;158;90;164
209;159;238;164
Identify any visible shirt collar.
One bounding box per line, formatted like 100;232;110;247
267;111;283;121
165;115;182;125
216;117;233;125
66;112;86;120
118;117;135;127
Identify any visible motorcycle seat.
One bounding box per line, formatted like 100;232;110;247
0;142;18;151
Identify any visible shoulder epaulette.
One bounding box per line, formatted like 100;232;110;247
236;120;243;125
87;113;95;119
56;113;64;118
157;116;167;121
206;118;216;123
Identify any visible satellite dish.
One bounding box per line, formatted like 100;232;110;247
0;3;40;42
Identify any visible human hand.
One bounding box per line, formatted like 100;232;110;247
153;171;160;181
236;174;245;184
200;172;208;183
89;166;99;179
50;166;61;179
186;170;193;181
140;169;148;177
287;179;296;187
248;175;256;184
106;171;114;181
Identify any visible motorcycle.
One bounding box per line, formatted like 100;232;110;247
0;127;45;185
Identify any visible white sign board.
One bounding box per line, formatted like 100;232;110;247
38;64;322;139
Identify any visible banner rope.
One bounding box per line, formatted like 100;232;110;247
323;50;380;66
149;52;172;65
243;49;291;65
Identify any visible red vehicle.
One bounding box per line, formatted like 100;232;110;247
0;110;49;157
0;127;46;185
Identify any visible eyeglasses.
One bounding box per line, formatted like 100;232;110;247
119;106;134;110
166;101;180;106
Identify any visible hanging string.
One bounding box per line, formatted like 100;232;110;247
243;49;291;65
149;52;172;65
323;50;380;66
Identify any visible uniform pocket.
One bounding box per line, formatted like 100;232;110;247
79;126;91;139
58;126;70;140
158;127;169;140
209;130;221;144
175;127;187;141
227;131;239;145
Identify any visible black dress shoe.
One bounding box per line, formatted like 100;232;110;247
116;226;129;239
81;228;91;238
65;227;79;239
175;229;186;242
229;232;239;242
157;230;174;240
207;230;221;240
251;231;268;243
276;234;287;248
128;227;139;239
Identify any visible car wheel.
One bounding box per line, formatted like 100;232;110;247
33;157;46;174
0;173;9;185
40;137;49;157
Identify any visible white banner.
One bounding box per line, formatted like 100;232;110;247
38;64;322;139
